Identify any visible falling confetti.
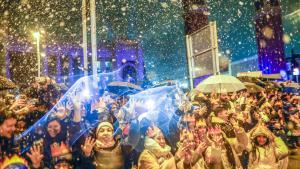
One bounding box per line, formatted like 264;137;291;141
283;34;291;44
0;0;298;83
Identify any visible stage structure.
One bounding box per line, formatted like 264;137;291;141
186;21;219;88
182;0;220;88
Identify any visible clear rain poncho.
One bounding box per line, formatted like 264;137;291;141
17;70;185;154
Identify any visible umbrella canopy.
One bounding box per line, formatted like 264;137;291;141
107;81;143;95
282;82;300;94
283;87;299;94
0;76;17;90
196;75;246;93
261;73;281;80
152;80;176;88
244;82;265;93
284;82;300;89
264;81;281;91
237;76;266;87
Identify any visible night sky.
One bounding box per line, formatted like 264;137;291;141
0;0;299;83
208;0;300;61
144;0;300;82
281;0;300;57
208;0;258;62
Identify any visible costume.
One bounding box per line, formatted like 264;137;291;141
247;123;289;169
204;126;247;169
138;137;176;169
138;126;176;169
176;157;205;169
211;116;236;138
176;119;207;169
93;141;124;169
89;119;139;169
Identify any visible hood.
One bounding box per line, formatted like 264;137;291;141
144;137;171;158
250;123;274;141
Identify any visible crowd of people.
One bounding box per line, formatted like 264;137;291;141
0;76;299;169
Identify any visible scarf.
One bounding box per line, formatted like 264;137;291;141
94;139;116;151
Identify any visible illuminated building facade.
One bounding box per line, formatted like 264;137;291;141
254;0;286;74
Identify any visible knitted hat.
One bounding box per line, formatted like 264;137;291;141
96;121;114;136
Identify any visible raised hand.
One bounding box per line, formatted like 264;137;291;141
10;98;26;111
91;98;106;112
179;101;192;113
175;143;189;159
27;104;37;112
196;106;207;116
68;91;83;122
230;117;239;128
15;104;37;115
69;90;82;110
132;99;147;119
26;145;44;168
195;141;208;155
81;136;96;157
54;101;73;119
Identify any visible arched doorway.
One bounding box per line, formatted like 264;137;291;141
122;65;137;84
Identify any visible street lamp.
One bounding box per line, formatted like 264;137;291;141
33;32;41;77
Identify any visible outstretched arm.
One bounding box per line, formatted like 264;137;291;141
274;136;289;160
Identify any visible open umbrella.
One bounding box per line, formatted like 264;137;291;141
264;81;281;91
285;82;300;89
244;82;265;93
107;81;143;95
0;76;17;90
196;75;246;93
237;76;266;87
282;82;300;94
152;80;176;88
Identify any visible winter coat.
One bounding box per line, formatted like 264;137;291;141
204;123;248;169
138;137;176;169
83;119;140;169
0;135;19;160
93;141;124;169
176;156;206;169
138;149;176;169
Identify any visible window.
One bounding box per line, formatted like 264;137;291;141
122;65;137;84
